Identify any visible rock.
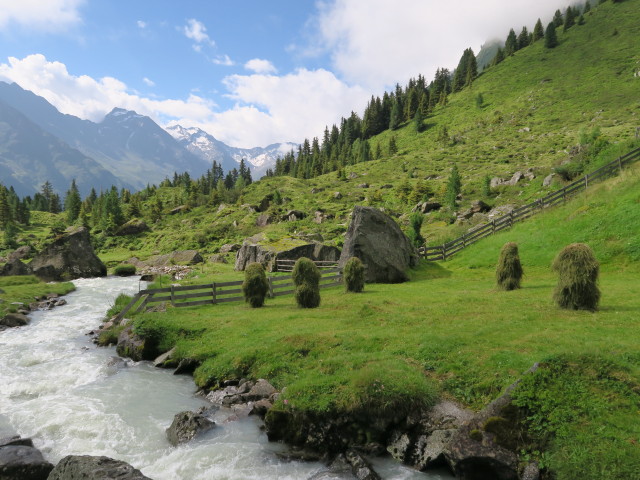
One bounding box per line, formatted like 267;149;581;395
338;206;418;283
470;200;491;214
233;243;275;271
0;436;33;448
386;431;412;462
47;455;152;480
258;195;273;212
310;187;323;194
216;204;227;213
116;219;150;236
220;244;241;254
490;177;504;188
0;258;32;276
256;213;273;227
153;347;176;368
145;250;203;266
116;325;156;362
412;201;441;214
333;192;343;199
357;183;369;188
7;246;31;262
249;399;273;417
173;358;199;375
0;445;54;480
507;172;525;186
348;172;359;179
345;449;381;480
208;254;228;264
412;429;455;470
235;238;340;272
518;127;531;133
380;184;393;189
543;173;556;186
487;204;515;220
522;462;540;480
29;227;106;281
242;379;277;401
313;210;335;224
166;411;215;446
0;313;29;328
282;210;306;222
169;205;190;215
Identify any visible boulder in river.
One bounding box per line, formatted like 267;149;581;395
166;411;215;446
48;455;152;480
29;227;107;281
338;206;418;283
0;443;54;480
0;313;30;328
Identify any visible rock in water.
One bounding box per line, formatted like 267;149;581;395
166;411;215;446
338;206;418;283
0;445;54;480
29;227;107;281
47;455;152;480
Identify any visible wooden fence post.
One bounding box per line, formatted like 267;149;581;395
212;283;217;304
268;277;274;298
170;285;175;307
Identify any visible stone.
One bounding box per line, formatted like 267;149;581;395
173;358;199;375
116;325;154;362
249;399;273;417
412;201;442;214
7;246;31;262
282;210;306;222
235;238;340;272
220;243;241;254
208;254;228;264
386;431;412;462
470;200;491;214
256;213;273;227
345;449;382;480
543;173;556;187
153;347;176;368
507;172;525;186
0;258;32;276
333;192;343;199
412;429;456;470
357;183;369;188
380;184;393;189
487;205;515;220
116;219;150;236
242;379;277;401
166;411;215;446
145;250;203;266
47;455;152;480
169;205;190;215
0;436;33;448
0;445;54;480
338;206;418;283
490;177;504;188
0;313;29;328
348;172;359;179
522;462;540;480
29;227;106;281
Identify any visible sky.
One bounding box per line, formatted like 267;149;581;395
0;0;574;149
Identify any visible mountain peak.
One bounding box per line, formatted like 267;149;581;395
105;107;145;121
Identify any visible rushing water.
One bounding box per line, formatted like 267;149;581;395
0;276;453;480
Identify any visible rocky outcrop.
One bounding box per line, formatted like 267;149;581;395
0;437;54;480
48;455;152;480
0;258;32;276
338;206;418;283
29;227;106;281
166;411;215;446
7;246;32;262
116;219;150;236
145;250;203;266
412;201;442;214
206;379;277;412
235;237;340;272
116;325;160;362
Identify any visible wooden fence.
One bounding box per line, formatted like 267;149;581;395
420;146;640;261
275;259;338;272
116;268;343;321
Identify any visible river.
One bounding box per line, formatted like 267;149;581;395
0;276;453;479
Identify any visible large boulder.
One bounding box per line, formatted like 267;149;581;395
166;411;215;446
0;444;54;480
0;258;32;276
0;313;29;328
145;250;203;267
7;246;32;262
47;455;152;480
116;219;150;236
29;227;106;281
338;206;418;283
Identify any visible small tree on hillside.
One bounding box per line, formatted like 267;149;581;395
444;165;461;209
242;262;270;308
292;257;321;308
343;257;365;293
532;19;544;41
408;212;425;248
552;243;600;311
545;22;559;48
496;242;523;290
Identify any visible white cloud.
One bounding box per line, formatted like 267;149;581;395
0;0;84;31
137;20;147;29
212;54;235;66
313;0;575;90
244;58;277;74
183;18;214;46
142;77;155;87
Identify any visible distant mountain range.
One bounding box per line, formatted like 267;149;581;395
0;81;295;196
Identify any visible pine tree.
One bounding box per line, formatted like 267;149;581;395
413;109;424;133
444;165;461;209
491;48;505;66
505;29;518;56
563;6;576;31
553;9;563;27
64;179;82;224
533;19;544;41
545;22;559;48
389;100;401;130
517;26;530;49
583;2;591;14
0;188;12;228
388;136;398;155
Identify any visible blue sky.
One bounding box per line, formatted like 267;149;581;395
0;0;572;148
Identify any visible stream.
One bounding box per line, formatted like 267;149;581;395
0;276;453;479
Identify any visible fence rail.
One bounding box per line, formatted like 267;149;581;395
275;259;339;272
419;146;640;261
116;268;343;321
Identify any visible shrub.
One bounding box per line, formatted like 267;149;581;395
496;242;523;290
292;257;320;308
343;257;365;293
114;264;137;276
242;262;269;308
552;243;600;311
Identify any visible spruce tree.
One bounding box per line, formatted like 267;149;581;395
553;9;563;27
64;179;82;225
563;6;576;31
388;136;398;155
0;188;12;228
517;27;530;49
545;22;559;48
505;29;518;56
444;165;461;209
413;109;424;134
583;2;591;14
533;19;544;41
389;100;401;130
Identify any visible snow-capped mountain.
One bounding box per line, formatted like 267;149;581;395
167;125;297;179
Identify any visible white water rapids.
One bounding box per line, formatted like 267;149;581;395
0;276;453;479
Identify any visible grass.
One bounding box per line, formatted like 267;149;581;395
0;275;75;316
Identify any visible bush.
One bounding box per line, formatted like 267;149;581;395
242;262;269;308
496;242;523;290
343;257;365;293
292;257;320;308
552;243;600;311
114;264;137;276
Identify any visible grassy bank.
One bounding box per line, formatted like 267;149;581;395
0;275;75;316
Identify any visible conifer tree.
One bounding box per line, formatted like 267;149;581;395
444;165;461;209
413;109;424;134
64;179;82;225
389;100;401;130
388;136;398;155
505;29;518;56
545;22;559;48
491;48;505;66
563;6;576;31
0;188;12;228
517;26;530;49
583;2;591;14
553;9;563;27
533;19;544;41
